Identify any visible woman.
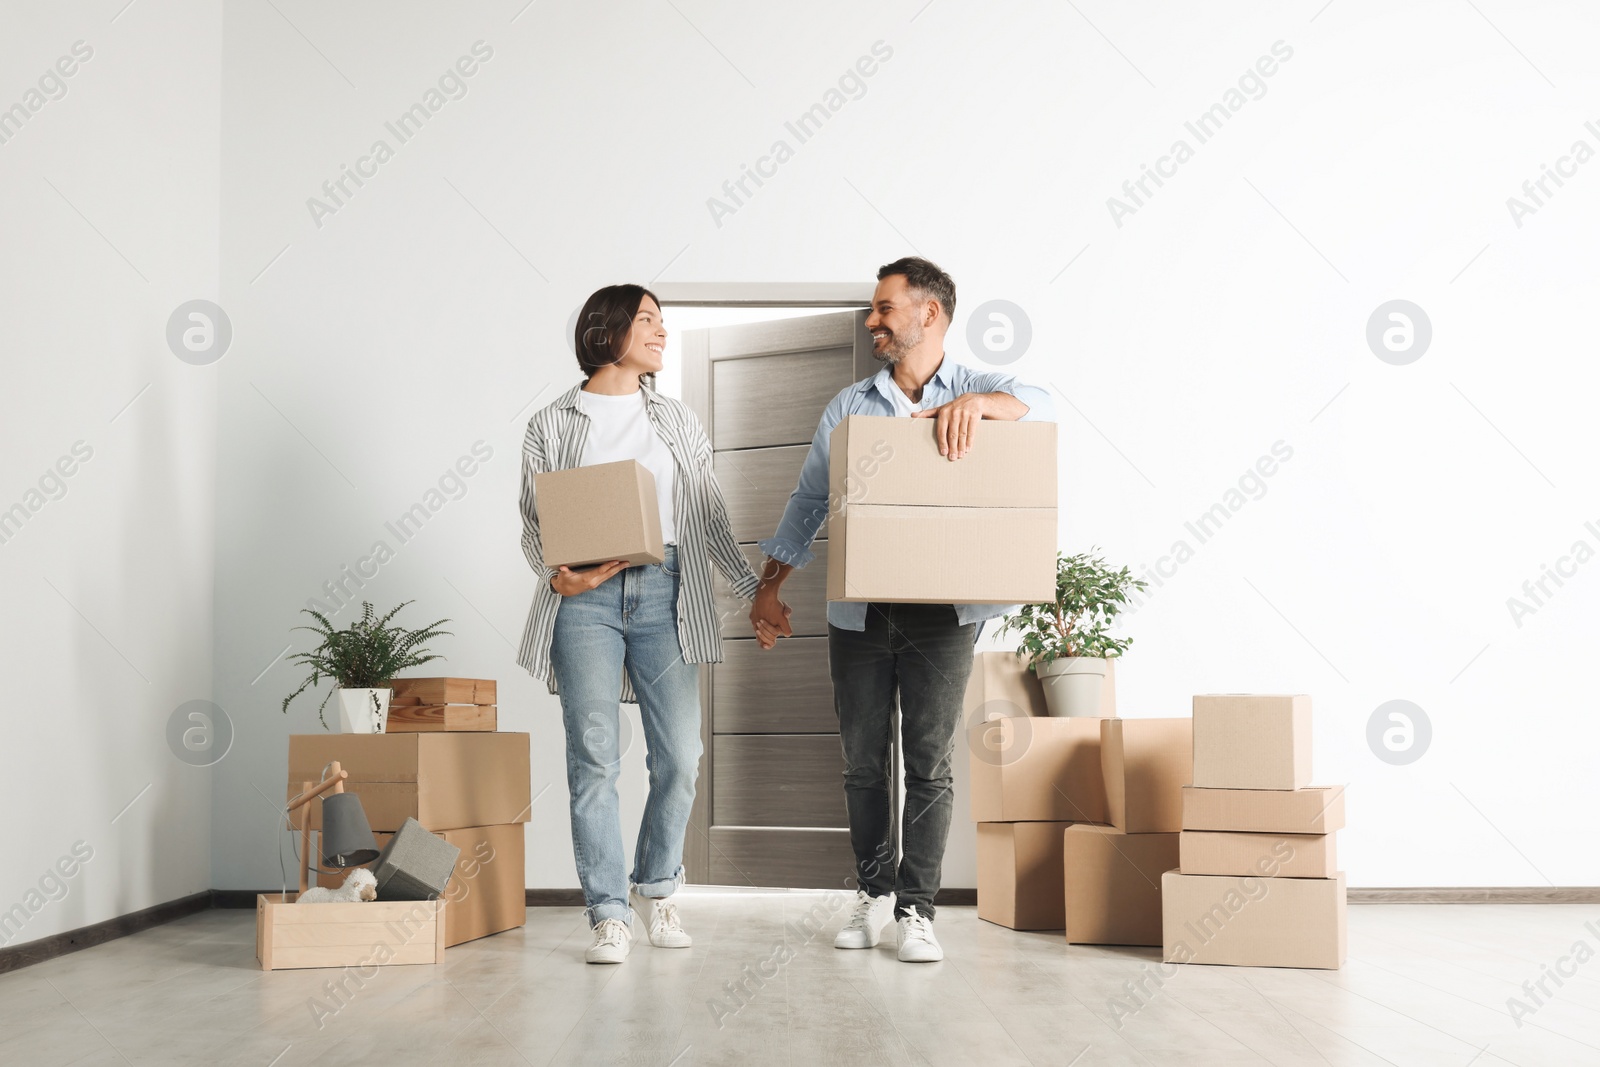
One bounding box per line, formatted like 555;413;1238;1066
517;284;780;964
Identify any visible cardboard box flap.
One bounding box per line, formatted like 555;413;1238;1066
829;415;1057;508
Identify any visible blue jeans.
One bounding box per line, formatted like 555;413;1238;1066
550;546;703;927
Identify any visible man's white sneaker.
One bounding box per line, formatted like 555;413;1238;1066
896;906;943;962
834;890;895;949
630;889;692;948
585;917;632;964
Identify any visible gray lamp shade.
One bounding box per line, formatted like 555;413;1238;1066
320;791;379;868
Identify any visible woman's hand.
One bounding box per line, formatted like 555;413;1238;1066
551;561;628;596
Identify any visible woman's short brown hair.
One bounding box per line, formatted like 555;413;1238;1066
573;284;660;378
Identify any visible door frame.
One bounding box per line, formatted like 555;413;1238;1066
659;285;876;885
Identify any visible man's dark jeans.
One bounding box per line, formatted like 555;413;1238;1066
828;603;977;920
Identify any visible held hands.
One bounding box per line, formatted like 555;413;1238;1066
550;561;628;596
912;392;988;460
749;587;792;650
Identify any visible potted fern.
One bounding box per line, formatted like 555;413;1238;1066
281;601;452;732
996;550;1145;717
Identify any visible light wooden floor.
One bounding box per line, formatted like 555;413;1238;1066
2;891;1597;1066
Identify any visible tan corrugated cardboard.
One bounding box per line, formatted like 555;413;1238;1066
1192;694;1312;790
1181;785;1345;834
829;414;1057;508
965;651;1047;721
534;459;664;568
968;716;1108;823
1162;870;1346;969
977;821;1074;930
287;733;531;832
826;504;1057;603
1179;830;1337;878
1101;717;1191;833
1063;824;1178;946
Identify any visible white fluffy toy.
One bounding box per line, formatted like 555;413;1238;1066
296;867;377;904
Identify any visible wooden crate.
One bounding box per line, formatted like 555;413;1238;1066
386;704;497;732
388;678;496;706
256;892;447;971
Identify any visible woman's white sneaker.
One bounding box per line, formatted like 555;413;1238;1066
585;917;632;964
630;890;692;948
834;890;895;949
896;906;943;962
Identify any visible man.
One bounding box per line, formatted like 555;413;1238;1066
749;257;1055;961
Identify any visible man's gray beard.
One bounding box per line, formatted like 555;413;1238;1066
873;324;923;364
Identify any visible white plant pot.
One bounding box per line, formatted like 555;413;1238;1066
1035;658;1108;717
334;688;392;734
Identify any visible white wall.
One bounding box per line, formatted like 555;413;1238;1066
8;0;1591;929
213;0;1600;891
0;3;220;947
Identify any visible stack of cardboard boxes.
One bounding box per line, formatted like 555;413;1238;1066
1063;717;1191;947
1162;694;1347;970
290;678;530;949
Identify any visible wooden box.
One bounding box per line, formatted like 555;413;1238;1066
386;677;497;732
256;893;446;971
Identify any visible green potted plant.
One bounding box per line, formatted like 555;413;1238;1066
281;601;452;732
996;549;1145;717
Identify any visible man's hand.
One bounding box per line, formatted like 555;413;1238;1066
749;587;793;650
913;392;989;460
551;561;628;597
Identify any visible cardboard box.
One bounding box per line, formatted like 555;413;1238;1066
966;654;1114;722
534;459;664;568
1162;870;1346;969
288;733;531;832
319;823;526;947
1101;717;1191;833
256;894;445;971
827;504;1057;603
969;716;1108;823
1181;785;1345;834
1063;825;1179;946
826;415;1058;605
977;821;1073;930
1179;830;1337;879
1192;694;1312;790
829;414;1058;508
966;651;1046;721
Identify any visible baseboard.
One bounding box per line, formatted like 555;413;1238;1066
1348;886;1600;904
5;884;1594;974
519;888;979;907
0;890;210;975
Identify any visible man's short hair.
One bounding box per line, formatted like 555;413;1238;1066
877;256;956;323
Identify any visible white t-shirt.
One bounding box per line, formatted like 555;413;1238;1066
578;388;677;544
887;380;923;417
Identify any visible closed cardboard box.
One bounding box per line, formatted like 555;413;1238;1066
829;414;1057;508
1162;870;1346;969
1101;717;1191;833
1179;830;1337;879
969;716;1108;823
827;504;1057;604
534;459;664;568
1063;825;1178;946
966;651;1046;721
1192;694;1312;790
288;733;531;832
319;823;526;947
1181;785;1345;835
966;654;1115;722
826;415;1058;605
977;821;1073;930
